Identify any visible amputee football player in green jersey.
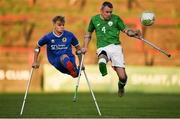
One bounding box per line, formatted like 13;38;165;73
88;13;127;49
82;1;142;97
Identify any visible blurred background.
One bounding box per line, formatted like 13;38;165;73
0;0;179;93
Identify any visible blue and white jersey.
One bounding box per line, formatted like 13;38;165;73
37;30;79;65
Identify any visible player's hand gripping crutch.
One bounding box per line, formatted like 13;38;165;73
20;67;34;116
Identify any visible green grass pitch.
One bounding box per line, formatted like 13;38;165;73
0;92;180;118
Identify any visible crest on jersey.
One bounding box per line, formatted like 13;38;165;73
51;39;55;43
62;37;67;42
108;21;113;26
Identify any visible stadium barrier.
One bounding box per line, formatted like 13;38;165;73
0;47;43;92
43;64;180;93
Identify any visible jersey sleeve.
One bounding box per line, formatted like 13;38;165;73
117;16;127;31
37;35;48;47
88;18;95;33
71;33;79;46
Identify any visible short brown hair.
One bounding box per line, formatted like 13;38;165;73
52;16;65;24
101;1;113;9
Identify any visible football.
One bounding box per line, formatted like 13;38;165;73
140;11;155;26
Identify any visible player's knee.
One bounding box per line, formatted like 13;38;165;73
60;54;69;64
98;51;108;63
98;51;108;60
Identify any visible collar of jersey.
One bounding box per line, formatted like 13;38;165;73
99;14;111;21
53;31;64;38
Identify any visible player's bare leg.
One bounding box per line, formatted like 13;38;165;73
114;67;127;97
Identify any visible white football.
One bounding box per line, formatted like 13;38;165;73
140;11;155;26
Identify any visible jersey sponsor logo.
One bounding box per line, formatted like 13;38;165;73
62;37;67;42
108;21;113;26
51;39;55;43
51;44;68;50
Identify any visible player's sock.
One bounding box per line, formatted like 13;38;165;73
63;57;78;78
67;62;78;78
99;62;107;76
98;58;107;76
118;79;127;88
118;79;126;97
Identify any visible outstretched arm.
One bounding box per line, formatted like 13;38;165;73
32;46;40;68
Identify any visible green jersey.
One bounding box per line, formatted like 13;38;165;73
88;14;127;48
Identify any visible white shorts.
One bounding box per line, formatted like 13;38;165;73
96;44;125;68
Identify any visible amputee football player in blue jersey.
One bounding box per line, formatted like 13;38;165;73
32;16;82;78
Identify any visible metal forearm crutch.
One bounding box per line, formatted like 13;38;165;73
73;54;102;116
73;54;85;102
82;69;102;116
20;68;34;116
139;37;171;57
